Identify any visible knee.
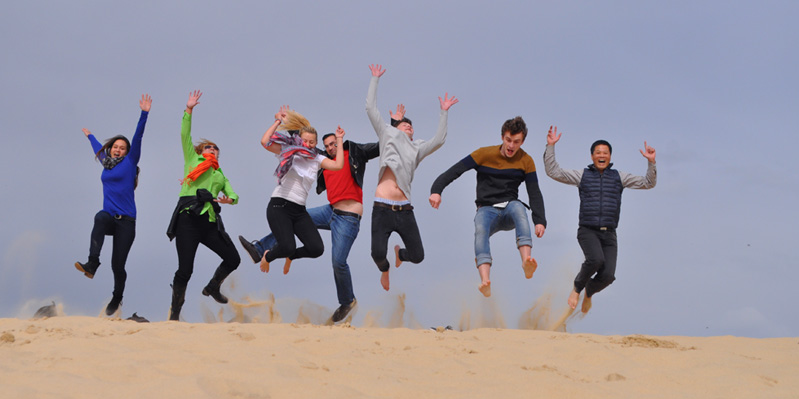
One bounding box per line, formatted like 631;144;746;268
308;243;324;259
406;247;424;264
583;257;605;270
94;211;112;223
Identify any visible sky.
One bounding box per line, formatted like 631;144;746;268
1;1;797;338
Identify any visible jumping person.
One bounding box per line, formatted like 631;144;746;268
239;129;378;322
366;63;458;291
165;90;241;321
256;106;345;277
75;94;151;316
429;116;546;297
543;126;656;313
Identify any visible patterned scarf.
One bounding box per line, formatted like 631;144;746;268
267;131;317;182
101;156;125;170
182;153;219;185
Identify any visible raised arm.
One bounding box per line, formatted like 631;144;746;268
389;104;405;127
181;90;202;162
320;126;346;171
261;105;290;154
543;126;582;186
620;141;657;189
366;64;388;138
128;93;151;164
417;92;458;161
84;128;104;156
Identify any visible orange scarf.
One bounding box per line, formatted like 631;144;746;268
182;153;219;185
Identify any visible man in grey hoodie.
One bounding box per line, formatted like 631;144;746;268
366;63;458;291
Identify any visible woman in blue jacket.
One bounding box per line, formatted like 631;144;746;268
75;94;151;316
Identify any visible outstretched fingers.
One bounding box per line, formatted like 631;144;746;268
639;140;656;162
139;94;152;112
369;64;386;77
439;92;459;111
547;125;562;145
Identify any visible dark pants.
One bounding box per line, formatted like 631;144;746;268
574;226;618;297
264;197;324;263
88;211;136;298
173;212;240;288
370;206;424;272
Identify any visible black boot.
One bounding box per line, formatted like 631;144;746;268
74;258;100;279
105;295;122;316
169;284;186;321
202;268;229;304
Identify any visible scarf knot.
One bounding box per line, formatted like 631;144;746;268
182;153;219;185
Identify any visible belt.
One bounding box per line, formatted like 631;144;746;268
583;225;614;232
114;214;136;222
333;208;362;220
373;202;414;212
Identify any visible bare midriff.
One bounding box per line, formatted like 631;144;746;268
374;167;408;202
331;199;364;216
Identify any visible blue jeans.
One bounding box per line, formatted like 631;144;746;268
473;200;533;267
256;204;359;305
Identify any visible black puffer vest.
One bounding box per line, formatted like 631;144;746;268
578;164;623;229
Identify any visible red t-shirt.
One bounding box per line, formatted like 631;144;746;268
323;150;363;204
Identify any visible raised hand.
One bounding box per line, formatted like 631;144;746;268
547;125;561;145
439;93;458;111
82;128;92;137
139;94;152;112
640;141;656;163
390;104;406;121
369;64;386;77
275;105;290;123
335;125;346;139
186;90;202;110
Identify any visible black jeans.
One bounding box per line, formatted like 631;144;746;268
88;211;136;298
173;212;240;288
574;226;618;297
264;197;324;263
370;206;424;272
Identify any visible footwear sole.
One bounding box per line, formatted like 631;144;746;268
202;287;229;304
238;235;262;264
74;262;95;279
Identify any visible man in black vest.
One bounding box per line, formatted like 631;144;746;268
543;126;657;313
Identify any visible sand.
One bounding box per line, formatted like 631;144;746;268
1;315;797;399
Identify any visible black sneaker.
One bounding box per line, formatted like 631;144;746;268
331;299;357;323
105;296;122;316
238;235;262;263
74;260;99;279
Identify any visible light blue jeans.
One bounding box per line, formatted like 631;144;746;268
473;200;533;267
256;204;359;305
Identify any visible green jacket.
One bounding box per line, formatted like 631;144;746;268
178;112;238;222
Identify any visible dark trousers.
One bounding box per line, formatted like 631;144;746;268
87;211;136;299
173;212;240;288
264;197;324;263
574;226;618;297
370;206;424;272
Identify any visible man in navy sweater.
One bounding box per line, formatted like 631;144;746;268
543;126;656;314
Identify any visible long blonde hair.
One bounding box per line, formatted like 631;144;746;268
279;110;311;131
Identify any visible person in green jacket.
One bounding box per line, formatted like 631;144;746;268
165;90;240;321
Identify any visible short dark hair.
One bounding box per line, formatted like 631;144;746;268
391;117;413;128
501;116;527;141
590;140;612;154
322;133;335;142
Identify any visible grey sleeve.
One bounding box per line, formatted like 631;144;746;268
543;145;582;186
365;76;388;140
619;162;657;189
417;109;448;162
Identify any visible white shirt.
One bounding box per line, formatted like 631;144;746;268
271;153;326;206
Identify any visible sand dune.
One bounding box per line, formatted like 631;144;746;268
1;315;796;399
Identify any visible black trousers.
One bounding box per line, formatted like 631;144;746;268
574;226;618;297
370;206;424;272
88;211;135;298
264;197;324;263
173;212;240;288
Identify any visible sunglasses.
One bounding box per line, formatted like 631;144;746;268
204;145;219;150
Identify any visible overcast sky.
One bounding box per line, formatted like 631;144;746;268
1;1;797;338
